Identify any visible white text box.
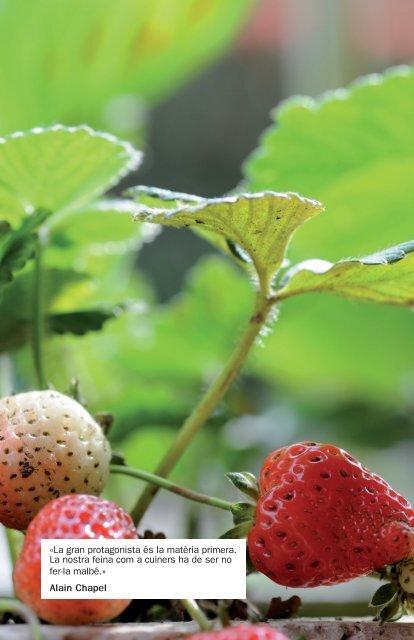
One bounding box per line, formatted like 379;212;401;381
41;539;246;599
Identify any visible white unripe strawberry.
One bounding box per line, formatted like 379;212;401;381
0;390;111;530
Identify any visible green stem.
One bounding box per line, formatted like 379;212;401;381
5;527;20;571
0;599;42;640
32;242;46;389
110;465;232;512
180;599;212;631
131;291;274;526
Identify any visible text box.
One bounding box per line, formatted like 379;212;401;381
41;539;246;599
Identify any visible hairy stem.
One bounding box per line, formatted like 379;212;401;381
0;599;42;640
180;599;212;631
110;464;232;512
131;291;274;526
32;242;46;389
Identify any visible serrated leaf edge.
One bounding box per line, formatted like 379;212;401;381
1;125;142;191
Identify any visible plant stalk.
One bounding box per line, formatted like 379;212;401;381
131;291;274;526
0;599;42;640
32;241;46;389
5;526;20;571
110;464;232;512
180;599;212;631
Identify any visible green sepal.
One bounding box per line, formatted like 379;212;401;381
376;596;402;625
219;522;251;540
370;582;398;607
226;472;260;501
94;412;114;435
230;502;256;526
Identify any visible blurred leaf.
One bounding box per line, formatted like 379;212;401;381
48;307;122;336
0;0;254;135
0;126;141;224
48;198;157;275
0;268;89;352
0;208;50;290
244;66;414;402
29;256;251;428
132;190;323;291
278;241;414;306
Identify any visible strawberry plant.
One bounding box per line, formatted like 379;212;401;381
0;58;414;635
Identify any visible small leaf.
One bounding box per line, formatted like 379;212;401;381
132;190;323;292
377;597;402;624
277;241;414;307
47;308;122;336
230;502;256;526
220;523;251;540
0;268;90;354
0;126;141;224
370;582;398;607
226;472;260;501
0;209;50;290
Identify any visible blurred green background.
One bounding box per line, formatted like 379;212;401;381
1;0;414;613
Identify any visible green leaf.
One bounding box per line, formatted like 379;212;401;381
28;257;251;431
0;126;141;224
132;190;324;291
0;209;51;289
377;597;402;624
370;582;398;607
278;241;414;306
220;523;251;540
0;0;253;135
0;268;90;353
48;307;123;336
48;198;157;275
230;502;256;526
243;66;414;401
226;472;260;501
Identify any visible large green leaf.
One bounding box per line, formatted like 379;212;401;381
132;189;323;292
0;0;253;135
0;126;141;224
278;241;414;306
47;198;157;275
244;66;414;402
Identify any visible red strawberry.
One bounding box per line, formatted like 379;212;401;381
14;494;137;624
247;442;414;588
0;390;111;530
188;625;290;640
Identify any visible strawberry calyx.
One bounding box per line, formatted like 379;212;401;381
226;472;260;502
371;555;414;623
219;472;259;542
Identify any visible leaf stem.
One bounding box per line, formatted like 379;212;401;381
131;291;274;526
32;241;46;389
0;599;42;640
180;599;212;631
4;526;20;571
110;464;232;512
